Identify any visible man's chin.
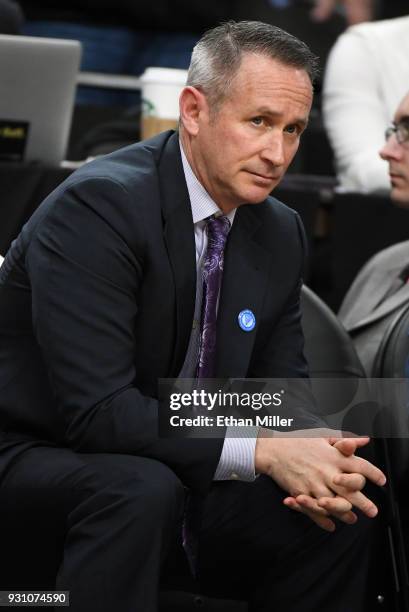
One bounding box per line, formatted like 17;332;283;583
391;187;409;208
244;180;281;203
243;192;272;205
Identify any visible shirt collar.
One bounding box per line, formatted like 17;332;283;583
180;141;236;226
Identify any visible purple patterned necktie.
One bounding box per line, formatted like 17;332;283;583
196;215;231;379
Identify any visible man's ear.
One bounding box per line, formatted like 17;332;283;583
179;86;208;136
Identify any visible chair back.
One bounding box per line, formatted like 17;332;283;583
301;284;365;378
373;303;409;488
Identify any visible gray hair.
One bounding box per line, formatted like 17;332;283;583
186;20;319;111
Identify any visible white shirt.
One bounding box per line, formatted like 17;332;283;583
323;16;409;193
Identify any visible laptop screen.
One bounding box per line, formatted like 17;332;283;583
0;34;81;166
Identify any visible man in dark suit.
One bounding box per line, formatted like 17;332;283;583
0;21;386;612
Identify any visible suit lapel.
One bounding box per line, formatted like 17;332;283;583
216;205;270;378
345;269;400;331
158;133;197;377
352;281;409;330
342;242;409;332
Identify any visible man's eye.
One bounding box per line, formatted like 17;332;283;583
285;125;298;135
251;117;264;126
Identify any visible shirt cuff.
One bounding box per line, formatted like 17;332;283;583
213;426;258;482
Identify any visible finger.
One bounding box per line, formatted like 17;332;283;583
344;0;374;25
283;497;336;532
343;456;386;487
332;437;370;456
328;435;369;446
317;495;352;514
301;495;357;525
309;485;336;499
317;497;358;525
284;496;331;519
295;495;330;515
304;473;337;500
310;0;337;22
283;497;303;512
331;487;379;518
333;473;366;491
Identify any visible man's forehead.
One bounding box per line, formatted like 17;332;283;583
231;54;313;100
233;52;312;83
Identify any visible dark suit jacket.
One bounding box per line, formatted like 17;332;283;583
0;131;309;492
338;241;409;376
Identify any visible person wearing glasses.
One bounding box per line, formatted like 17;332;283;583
339;92;409;374
380;94;409;205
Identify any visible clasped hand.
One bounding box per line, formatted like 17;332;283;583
255;429;386;531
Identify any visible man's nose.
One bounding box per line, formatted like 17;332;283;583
260;133;285;166
379;134;403;162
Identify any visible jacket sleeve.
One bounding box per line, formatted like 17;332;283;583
26;175;223;492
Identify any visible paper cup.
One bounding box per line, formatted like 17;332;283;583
140;67;187;139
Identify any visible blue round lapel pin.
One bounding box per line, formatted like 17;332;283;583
238;309;256;332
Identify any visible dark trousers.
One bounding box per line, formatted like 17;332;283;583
0;446;375;611
198;478;374;612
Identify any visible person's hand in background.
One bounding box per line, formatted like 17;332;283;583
310;0;375;25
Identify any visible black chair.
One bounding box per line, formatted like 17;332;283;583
373;301;409;488
373;304;409;611
302;284;365;378
375;302;409;381
302;285;405;612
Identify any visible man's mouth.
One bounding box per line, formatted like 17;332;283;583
390;173;405;182
248;171;279;182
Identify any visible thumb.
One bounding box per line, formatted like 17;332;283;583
333;437;370;456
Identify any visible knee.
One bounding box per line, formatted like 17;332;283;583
135;458;186;521
87;455;186;525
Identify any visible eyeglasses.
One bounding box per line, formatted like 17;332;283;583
385;119;409;145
